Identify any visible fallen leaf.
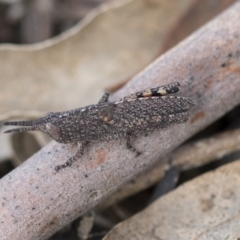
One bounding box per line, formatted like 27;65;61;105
104;160;240;240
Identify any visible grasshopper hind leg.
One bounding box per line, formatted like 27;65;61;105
122;82;180;101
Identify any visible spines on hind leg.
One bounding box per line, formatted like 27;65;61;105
122;82;180;101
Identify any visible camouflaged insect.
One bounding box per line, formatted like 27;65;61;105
3;82;194;171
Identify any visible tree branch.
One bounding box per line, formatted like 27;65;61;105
97;128;240;211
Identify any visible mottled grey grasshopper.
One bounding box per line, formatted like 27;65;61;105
3;82;194;171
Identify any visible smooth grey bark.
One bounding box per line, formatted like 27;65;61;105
1;1;240;239
97;128;240;211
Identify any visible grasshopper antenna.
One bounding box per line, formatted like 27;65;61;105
2;121;37;134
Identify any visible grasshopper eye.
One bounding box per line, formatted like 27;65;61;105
45;123;61;142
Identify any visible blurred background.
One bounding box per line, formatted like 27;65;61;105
0;0;112;44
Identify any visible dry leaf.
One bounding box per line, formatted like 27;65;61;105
104;160;240;240
0;0;196;116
